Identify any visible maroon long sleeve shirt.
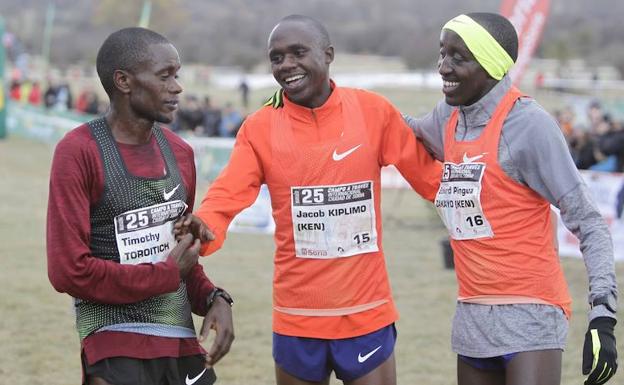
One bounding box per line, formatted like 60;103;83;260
46;123;214;365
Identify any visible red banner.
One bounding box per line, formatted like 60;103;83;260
499;0;550;84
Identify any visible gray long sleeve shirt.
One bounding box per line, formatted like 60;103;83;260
404;75;617;321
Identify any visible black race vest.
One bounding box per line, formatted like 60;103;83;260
74;118;194;340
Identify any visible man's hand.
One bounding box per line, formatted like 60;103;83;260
173;214;215;243
199;295;234;367
583;317;618;385
166;233;200;280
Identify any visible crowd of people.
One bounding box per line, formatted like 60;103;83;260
9;76;248;138
556;102;624;173
170;95;245;138
9;77;105;115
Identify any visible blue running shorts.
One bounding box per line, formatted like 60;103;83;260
273;323;396;382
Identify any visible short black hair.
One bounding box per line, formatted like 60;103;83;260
96;27;170;96
276;14;331;48
467;12;518;62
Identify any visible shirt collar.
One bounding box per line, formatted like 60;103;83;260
282;80;340;120
459;75;512;127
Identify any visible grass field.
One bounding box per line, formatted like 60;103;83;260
1;132;623;384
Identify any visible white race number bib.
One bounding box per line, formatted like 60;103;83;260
114;200;188;264
291;181;378;258
434;162;493;240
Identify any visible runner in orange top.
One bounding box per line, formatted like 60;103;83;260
175;14;440;385
404;12;617;385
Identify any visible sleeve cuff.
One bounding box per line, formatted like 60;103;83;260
589;305;617;322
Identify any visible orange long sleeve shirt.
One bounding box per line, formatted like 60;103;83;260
196;84;441;338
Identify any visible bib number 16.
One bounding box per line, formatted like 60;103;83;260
465;215;484;227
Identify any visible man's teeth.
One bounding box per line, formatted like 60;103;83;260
285;74;305;83
444;81;459;87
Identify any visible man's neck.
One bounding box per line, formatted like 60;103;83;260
105;107;154;145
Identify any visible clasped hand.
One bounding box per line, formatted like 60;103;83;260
174;214;215;243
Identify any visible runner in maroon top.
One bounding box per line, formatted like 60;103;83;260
46;27;233;385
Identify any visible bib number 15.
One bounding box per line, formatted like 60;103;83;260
353;232;371;245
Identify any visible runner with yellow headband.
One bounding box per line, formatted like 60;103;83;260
404;12;617;385
442;14;514;81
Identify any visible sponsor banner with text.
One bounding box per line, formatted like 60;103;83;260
499;0;550;84
555;170;624;260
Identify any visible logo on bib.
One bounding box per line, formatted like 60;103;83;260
462;152;488;163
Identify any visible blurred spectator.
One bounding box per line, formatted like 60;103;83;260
9;80;21;101
218;102;243;137
597;118;624;172
568;130;591;169
196;96;221;137
555;106;582;166
85;94;101;115
555;106;575;139
75;88;100;115
28;81;42;106
44;82;57;109
54;82;73;111
569;102;611;170
20;81;32;103
239;77;250;109
75;90;89;112
587;101;604;131
174;94;204;132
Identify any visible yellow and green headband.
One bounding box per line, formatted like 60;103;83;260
442;14;514;80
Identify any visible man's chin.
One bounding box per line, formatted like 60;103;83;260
156;114;174;124
444;95;460;107
285;90;312;107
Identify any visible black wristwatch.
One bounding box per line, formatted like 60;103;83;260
207;287;234;310
590;295;617;313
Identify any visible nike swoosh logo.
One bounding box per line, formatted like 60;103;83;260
357;345;382;363
163;184;180;201
332;144;362;161
185;368;207;385
462;152;487;163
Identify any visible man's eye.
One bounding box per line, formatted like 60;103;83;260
270;55;283;63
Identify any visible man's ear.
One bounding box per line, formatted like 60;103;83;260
325;45;334;65
113;69;132;95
